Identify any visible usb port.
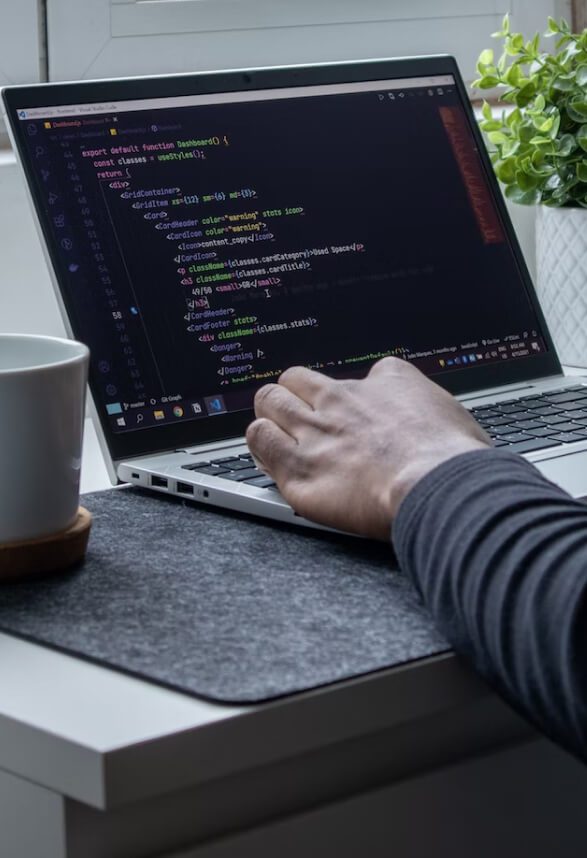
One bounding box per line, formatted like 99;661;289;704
151;475;168;489
176;481;194;496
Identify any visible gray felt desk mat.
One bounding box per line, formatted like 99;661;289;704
0;488;448;703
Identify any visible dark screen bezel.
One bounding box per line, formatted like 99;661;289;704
2;56;561;463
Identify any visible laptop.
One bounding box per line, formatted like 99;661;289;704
4;55;587;530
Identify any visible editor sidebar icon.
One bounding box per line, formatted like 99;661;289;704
204;395;227;416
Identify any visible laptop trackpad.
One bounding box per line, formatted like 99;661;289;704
534;451;587;500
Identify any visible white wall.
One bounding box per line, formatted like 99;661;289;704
0;154;66;336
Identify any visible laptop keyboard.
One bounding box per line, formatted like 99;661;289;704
470;385;587;453
180;385;587;491
182;453;278;489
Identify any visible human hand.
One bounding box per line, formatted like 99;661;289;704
246;357;491;540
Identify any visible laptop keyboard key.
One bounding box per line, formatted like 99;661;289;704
501;432;536;443
560;410;587;420
243;475;277;488
219;467;262;482
532;406;564;416
226;459;257;471
514;419;546;430
554;399;587;412
507;438;563;453
546;432;587;444
527;427;560;438
190;464;230;476
481;415;517;427
494;404;527;415
544;421;584;433
543;392;587;404
489;424;518;435
470;408;501;418
522;400;552;410
536;415;574;426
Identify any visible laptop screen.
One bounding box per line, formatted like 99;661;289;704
4;60;557;459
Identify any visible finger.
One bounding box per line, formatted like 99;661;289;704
254;382;314;436
246;417;297;481
368;356;416;379
278;365;333;407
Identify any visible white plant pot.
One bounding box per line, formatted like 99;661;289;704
535;205;587;368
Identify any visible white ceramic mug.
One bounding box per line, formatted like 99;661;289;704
0;334;89;544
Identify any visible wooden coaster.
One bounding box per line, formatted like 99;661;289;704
0;508;92;583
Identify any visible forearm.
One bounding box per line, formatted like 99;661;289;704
393;449;587;760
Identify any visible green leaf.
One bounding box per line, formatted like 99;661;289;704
495;159;517;183
521;155;552;177
519;120;537;142
505;34;524;56
480;119;504;132
555;34;573;50
538;116;555;133
567;97;587;122
506;107;522;128
515;81;537;106
511;33;524;51
481;100;493;120
529;136;553;146
505;184;541;205
547;113;561;139
577;125;587;153
516;170;539;190
530;151;555;175
502;139;520;158
505;63;522;86
552;75;574;91
545;173;563;190
488;130;509;144
526;33;540;56
474;76;500;89
534;94;546;111
553;176;579;198
576;65;587;87
557;134;577;156
545;192;569;205
547;17;560;34
577;161;587;182
478;49;494;66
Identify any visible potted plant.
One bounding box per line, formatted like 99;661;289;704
474;15;587;366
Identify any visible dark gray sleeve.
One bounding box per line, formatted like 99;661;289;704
392;449;587;760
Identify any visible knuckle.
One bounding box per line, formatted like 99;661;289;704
246;418;279;466
372;356;408;375
320;376;352;404
246;416;270;446
279;365;305;386
254;383;278;412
